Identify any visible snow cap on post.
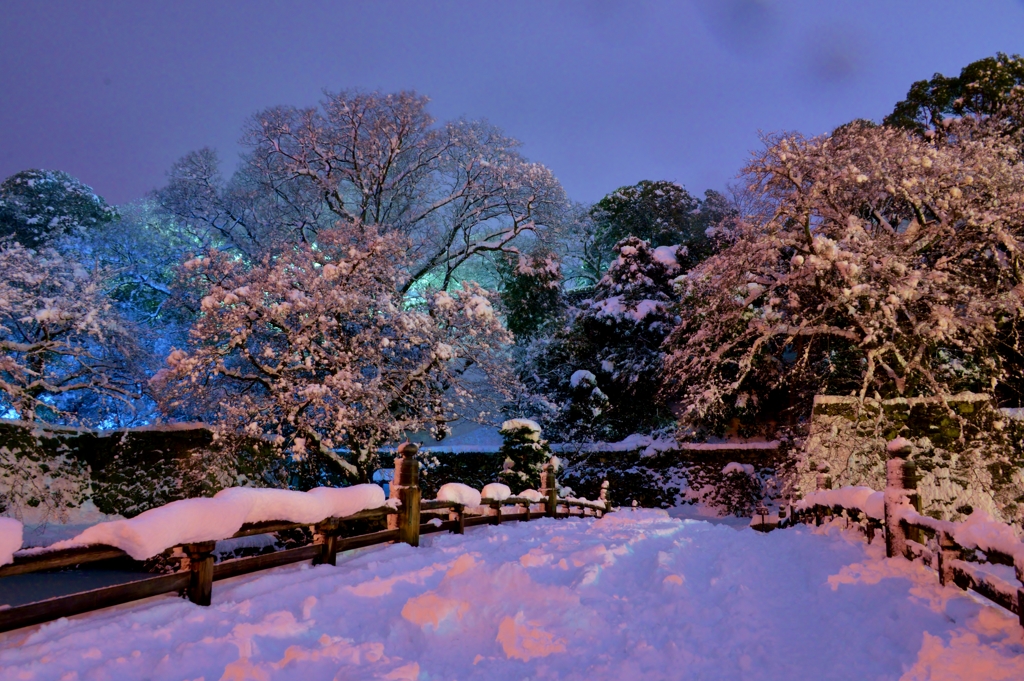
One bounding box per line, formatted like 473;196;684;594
886;437;913;459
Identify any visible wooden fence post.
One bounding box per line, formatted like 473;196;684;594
489;500;502;525
449;504;465;534
598;480;610;516
937;531;958;587
884;440;912;559
1015;556;1024;627
391;442;421;547
540;456;558;518
184;541;216;606
314;517;340;566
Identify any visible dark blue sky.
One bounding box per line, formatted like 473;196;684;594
2;1;1023;205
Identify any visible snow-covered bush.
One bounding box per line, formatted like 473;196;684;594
498;418;551;489
663;109;1024;436
153;223;513;487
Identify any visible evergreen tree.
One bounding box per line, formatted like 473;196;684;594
497;418;551;490
0;170;116;249
885;52;1024;136
496;249;565;342
587;180;734;281
527;237;684;441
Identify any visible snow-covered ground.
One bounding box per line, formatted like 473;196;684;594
2;510;1023;680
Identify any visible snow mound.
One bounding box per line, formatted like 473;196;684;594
500;418;541;434
518;489;545;502
953;509;1023;558
569;369;596;388
722;462;755;476
796;486;884;520
436;483;482;507
0;516;23;566
887;436;914;454
481;483;512;501
652;245;681;270
51;485;385;560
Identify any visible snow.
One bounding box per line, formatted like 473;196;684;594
5;512;1024;680
0;517;23;566
480;483;511;501
518;489;545;502
721;462;755;476
887;436;914;454
652;245;681;270
436;483;482;507
951;509;1023;559
796;486;885;520
46;485;385;560
569;369;595;388
500;418;540;434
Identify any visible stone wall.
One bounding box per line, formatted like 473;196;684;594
800;393;1024;527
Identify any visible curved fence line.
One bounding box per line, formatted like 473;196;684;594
0;444;610;634
776;449;1024;629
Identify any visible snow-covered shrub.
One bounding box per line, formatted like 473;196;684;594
154;223;513;487
498;418;551;490
663;108;1024;437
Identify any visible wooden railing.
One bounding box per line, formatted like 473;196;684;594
0;445;610;634
781;450;1024;629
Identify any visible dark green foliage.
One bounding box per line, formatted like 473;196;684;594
416;452;505;499
559;447;785;517
0;420;279;518
885;52;1024;135
528;237;681;441
498;420;551;491
0;170;116;248
496;249;565;342
587;180;734;280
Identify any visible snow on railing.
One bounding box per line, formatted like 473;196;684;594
0;443;611;634
783;438;1024;628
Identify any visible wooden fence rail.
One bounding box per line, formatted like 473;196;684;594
780;444;1024;629
0;444;610;634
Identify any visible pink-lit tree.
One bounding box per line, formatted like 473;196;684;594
662;105;1024;434
152;223;514;485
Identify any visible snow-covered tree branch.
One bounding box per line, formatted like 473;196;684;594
152;222;514;486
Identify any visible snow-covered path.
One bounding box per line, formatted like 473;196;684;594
2;510;1023;680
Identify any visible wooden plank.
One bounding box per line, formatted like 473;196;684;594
231;520;307;539
0;545;130;578
213;545;320;581
952;561;1018;613
336;529;399;553
464;515;491;528
420;520;458;535
0;571;189;634
231;507;393;539
420;499;457;511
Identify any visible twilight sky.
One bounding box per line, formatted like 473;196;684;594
2;1;1024;206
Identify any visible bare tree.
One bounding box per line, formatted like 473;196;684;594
159;91;566;291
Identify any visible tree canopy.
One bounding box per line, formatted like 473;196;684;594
0;169;116;249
